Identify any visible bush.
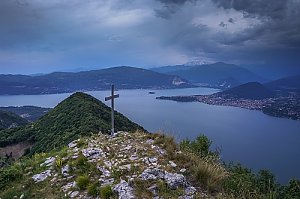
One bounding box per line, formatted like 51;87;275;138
76;175;90;190
256;169;278;194
0;165;23;189
280;179;300;199
87;182;99;196
99;185;113;199
180;134;212;157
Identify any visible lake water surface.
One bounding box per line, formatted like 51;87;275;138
0;87;299;183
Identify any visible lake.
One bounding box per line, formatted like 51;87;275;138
0;87;299;183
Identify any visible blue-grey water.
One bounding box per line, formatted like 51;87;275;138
0;87;299;183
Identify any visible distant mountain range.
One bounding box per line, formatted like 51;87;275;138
151;62;267;88
0;110;28;131
0;66;191;95
0;92;143;155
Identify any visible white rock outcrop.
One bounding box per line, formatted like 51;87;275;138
32;170;52;183
113;180;135;199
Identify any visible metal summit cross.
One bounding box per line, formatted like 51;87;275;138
105;84;119;136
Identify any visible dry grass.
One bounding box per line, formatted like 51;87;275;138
153;132;228;193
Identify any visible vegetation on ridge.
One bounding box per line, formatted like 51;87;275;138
0;131;299;198
0;92;143;155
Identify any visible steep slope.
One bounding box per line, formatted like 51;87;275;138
0;110;28;130
0;66;191;95
0;131;226;198
265;74;300;95
0;92;143;154
218;82;275;100
155;62;265;85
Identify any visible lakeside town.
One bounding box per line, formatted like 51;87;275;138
157;94;300;121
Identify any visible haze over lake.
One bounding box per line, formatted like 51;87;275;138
0;87;299;183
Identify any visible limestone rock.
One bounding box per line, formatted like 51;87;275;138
68;140;77;148
139;168;165;180
169;161;177;168
62;181;76;192
185;186;197;196
82;148;103;159
164;173;186;189
100;178;114;186
32;170;51;183
40;157;56;167
97;165;111;177
148;157;158;163
113;180;135;199
69;191;79;198
61;165;69;177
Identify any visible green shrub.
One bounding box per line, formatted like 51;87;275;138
99;185;113;199
76;139;86;148
223;163;257;197
279;179;300;199
87;182;99;196
76;175;90;190
256;169;278;194
180;134;212;157
0;165;23;189
73;153;88;167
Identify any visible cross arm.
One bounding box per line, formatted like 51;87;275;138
105;94;119;101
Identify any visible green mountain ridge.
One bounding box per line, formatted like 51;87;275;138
0;92;143;155
0;110;28;131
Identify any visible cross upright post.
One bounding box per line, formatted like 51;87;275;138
105;84;119;136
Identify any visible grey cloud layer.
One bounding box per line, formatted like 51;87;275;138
0;0;299;75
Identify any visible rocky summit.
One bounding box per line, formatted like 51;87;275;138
2;131;214;199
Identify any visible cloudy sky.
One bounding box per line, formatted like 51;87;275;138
0;0;299;78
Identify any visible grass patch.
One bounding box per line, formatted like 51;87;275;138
157;180;185;198
133;179;153;198
99;185;113;199
87;182;99;196
76;175;90;190
153;133;177;159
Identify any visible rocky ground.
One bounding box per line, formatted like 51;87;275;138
27;131;211;199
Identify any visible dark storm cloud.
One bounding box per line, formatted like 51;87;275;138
0;0;299;76
212;0;288;19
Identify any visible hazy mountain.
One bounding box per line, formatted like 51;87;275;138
216;77;241;89
265;74;300;95
218;82;275;100
150;65;193;73
0;92;143;154
0;110;28;130
0;66;192;95
151;62;266;87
